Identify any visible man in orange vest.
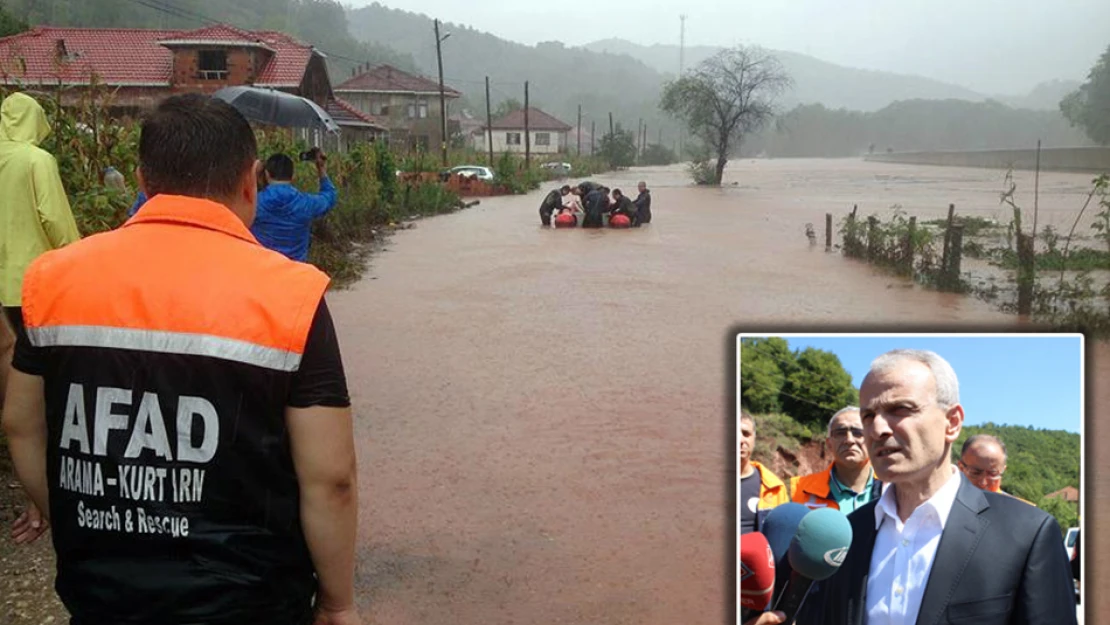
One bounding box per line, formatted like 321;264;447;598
740;410;788;534
958;434;1035;506
789;406;881;513
2;94;360;625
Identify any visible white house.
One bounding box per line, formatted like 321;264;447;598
473;107;572;154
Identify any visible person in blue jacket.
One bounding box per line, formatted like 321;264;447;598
252;148;337;262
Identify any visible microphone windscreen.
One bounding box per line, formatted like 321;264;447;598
740;531;775;611
787;507;853;581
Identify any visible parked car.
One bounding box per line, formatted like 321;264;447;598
441;165;495;182
540;161;572;176
1065;526;1079;561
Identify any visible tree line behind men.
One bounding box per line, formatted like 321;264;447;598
538;180;652;228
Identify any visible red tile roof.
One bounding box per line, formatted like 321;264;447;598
0;25;319;88
486;107;571;131
334;64;461;97
326;97;388;131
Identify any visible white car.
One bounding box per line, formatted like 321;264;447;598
540;161;572;175
1065;527;1079;561
444;165;495;181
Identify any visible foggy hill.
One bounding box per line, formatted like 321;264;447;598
583;38;991;112
346;3;686;148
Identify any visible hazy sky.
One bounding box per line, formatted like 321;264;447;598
351;0;1109;95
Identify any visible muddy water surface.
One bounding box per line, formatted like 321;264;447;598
326;160;1100;624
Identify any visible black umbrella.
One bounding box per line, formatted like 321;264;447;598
212;86;340;134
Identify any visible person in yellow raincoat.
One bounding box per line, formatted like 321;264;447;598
0;92;80;405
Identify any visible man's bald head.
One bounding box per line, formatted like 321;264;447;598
959;434;1007;492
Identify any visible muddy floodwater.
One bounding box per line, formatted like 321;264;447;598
325;159;1103;624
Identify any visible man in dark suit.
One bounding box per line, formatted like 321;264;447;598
798;349;1076;625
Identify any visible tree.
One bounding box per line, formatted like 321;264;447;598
1061;44;1110;145
659;46;791;185
598;124;636;168
780;348;858;427
740;337;794;414
493;98;523;119
638;142;677;166
0;2;27;36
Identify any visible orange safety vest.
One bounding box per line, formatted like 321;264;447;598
21;194;331;623
750;460;789;509
789;462;881;511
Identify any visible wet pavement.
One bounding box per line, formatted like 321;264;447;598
326;159;1099;624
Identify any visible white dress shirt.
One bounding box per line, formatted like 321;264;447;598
865;465;962;625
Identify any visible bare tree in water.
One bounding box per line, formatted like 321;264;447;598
661;46;791;185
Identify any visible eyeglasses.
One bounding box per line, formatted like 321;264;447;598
959;461;1004;479
830;427;865;440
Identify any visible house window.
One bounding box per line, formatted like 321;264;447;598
418;101;429;119
535;132;550;146
197;50;228;80
506;132;521;145
407;103;416;118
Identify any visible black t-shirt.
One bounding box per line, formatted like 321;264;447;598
740;469;761;534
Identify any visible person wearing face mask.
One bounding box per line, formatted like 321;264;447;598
958;434;1035;506
788;406;882;513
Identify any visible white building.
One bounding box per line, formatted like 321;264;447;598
473;107;572;154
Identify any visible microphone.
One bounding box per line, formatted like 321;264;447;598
739;532;775;611
760;502;811;598
773;507;853;624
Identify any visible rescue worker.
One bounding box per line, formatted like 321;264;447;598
0;92;80;409
2;93;360;625
539;184;571;226
632;180;651;226
253;150;338;262
609;188;637;221
581;185;608;229
740;411;788;534
958;434;1035;505
788;406;881;513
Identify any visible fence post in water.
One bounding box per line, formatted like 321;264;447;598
1017;233;1035;315
867;216;879;261
941;203;956;275
903;216;917;276
825;213;833;252
844;205;859;257
948;224;964;289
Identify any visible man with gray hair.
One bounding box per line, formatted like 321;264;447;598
799;349;1076;625
788;406;881;513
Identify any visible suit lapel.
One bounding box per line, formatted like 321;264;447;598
845;504;878;625
914;476;990;625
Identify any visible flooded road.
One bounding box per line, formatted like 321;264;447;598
326;159;1095;624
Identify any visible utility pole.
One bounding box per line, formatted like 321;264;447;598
524;81;531;168
577;104;582;156
434;19;449;167
485;76;494;166
679;14;687;74
608;112;614;137
642;123;648;155
637;118;643;156
591;120;595;156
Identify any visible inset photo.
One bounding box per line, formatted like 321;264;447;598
737;333;1083;625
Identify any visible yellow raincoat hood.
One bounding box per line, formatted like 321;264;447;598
0;92;79;306
0;92;52;145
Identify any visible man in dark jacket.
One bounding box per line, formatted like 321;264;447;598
632;181;651;226
609;188;637;220
581;186;608;228
539;185;571;226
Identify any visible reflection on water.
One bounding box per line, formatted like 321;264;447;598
324;159;1101;624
